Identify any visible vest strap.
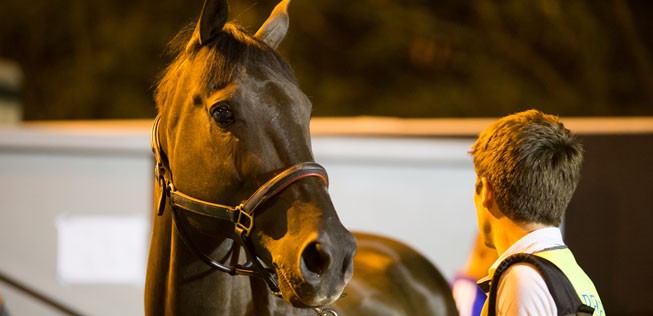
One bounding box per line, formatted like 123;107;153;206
487;253;595;316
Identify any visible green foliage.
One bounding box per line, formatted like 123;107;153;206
0;0;651;119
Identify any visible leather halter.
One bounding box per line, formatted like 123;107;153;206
151;116;329;295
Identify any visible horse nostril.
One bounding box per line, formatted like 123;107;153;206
301;242;332;277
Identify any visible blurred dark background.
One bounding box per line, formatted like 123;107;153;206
0;0;652;120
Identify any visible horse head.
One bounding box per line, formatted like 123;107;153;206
150;0;356;310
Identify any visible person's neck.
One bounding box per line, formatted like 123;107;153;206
493;218;549;255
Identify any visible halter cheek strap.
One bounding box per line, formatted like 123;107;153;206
151;116;329;295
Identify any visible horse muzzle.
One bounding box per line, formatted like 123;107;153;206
274;225;356;308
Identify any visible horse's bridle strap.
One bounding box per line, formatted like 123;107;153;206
169;189;235;221
241;162;329;214
166;162;328;236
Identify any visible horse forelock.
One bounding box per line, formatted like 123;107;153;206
155;22;296;113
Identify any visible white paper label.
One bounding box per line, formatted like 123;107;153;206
56;215;148;284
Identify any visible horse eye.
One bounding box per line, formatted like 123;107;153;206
211;104;235;127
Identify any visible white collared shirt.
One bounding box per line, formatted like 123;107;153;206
480;227;566;316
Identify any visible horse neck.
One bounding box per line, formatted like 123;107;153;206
145;201;252;315
169;218;253;314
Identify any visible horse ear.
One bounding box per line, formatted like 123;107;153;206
197;0;228;46
255;0;291;49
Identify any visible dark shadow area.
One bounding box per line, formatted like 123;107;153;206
566;133;653;316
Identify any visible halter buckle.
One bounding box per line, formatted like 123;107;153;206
155;162;168;216
234;205;254;237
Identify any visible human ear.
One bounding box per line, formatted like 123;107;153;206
480;177;494;209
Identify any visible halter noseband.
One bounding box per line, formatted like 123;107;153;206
151;116;329;296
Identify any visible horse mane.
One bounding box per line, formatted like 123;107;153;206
154;22;297;112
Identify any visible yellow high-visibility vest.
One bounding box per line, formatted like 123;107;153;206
481;247;606;315
536;248;605;315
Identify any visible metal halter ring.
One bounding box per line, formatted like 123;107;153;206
314;307;338;316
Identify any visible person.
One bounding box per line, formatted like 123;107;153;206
0;292;8;316
452;234;497;316
469;109;605;315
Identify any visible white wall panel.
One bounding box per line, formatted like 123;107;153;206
0;122;478;315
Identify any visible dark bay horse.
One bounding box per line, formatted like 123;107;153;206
145;0;457;315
